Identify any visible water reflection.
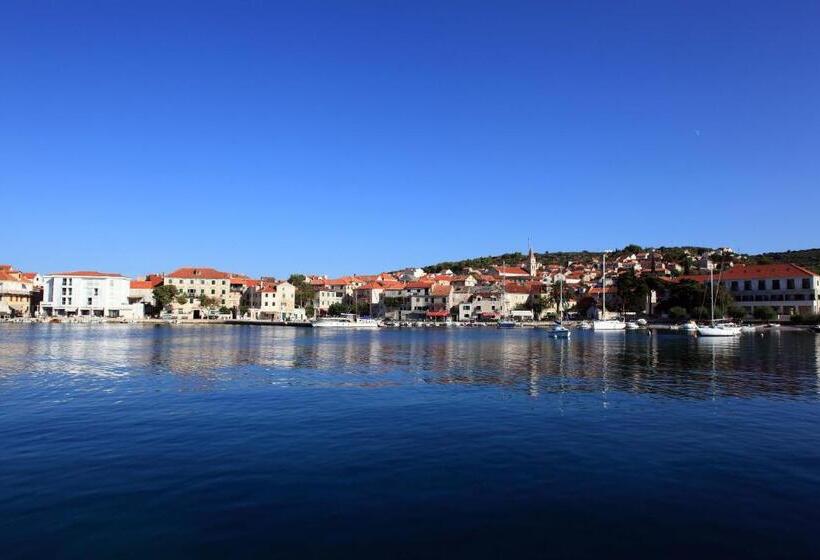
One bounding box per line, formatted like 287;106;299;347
0;324;818;401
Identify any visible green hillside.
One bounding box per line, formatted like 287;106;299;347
422;246;820;274
751;249;820;273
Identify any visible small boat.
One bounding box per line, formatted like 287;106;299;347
625;321;640;330
681;320;698;332
593;319;626;331
542;323;571;338
313;314;380;329
541;277;570;338
812;325;820;334
636;318;648;326
578;321;593;330
741;325;757;334
497;319;517;329
765;323;780;329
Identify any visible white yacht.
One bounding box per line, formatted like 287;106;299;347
697;266;741;337
592;252;626;331
313;313;380;329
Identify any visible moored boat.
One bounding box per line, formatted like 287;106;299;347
696;265;741;337
682;320;698;332
313;313;380;329
542;323;571;338
592;253;626;331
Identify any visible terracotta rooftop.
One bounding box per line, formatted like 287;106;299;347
405;281;435;289
167;267;230;279
678;263;818;282
494;266;530;276
430;284;452;296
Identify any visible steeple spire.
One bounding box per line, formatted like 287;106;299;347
527;239;537;278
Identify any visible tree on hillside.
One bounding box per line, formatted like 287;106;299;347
615;270;649;313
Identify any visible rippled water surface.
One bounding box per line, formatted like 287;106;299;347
1;324;819;558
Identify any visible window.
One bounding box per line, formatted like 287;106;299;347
787;279;795;290
802;278;811;289
93;288;99;296
730;281;738;291
772;279;781;289
87;298;92;305
744;281;752;291
758;280;766;290
211;290;215;295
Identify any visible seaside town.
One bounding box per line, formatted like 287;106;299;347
2;245;819;331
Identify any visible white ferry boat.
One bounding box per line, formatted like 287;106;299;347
313;313;380;329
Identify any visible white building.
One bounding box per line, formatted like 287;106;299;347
458;294;503;322
682;263;820;318
246;281;303;320
41;271;142;319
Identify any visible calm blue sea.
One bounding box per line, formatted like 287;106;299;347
1;324;819;558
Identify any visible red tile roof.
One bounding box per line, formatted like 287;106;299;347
0;271;25;282
167;267;230;279
587;286;617;295
405;281;434;289
679;263;818;282
430;284;451;296
494;266;530;276
130;280;154;289
231;277;259;288
504;282;534;294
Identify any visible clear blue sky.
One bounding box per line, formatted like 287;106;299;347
2;1;818;278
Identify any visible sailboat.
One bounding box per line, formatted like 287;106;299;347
497;262;517;328
542;274;570;338
697;265;741;337
592;252;625;331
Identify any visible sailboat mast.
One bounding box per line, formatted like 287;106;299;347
601;252;606;318
710;265;715;324
559;275;563;322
